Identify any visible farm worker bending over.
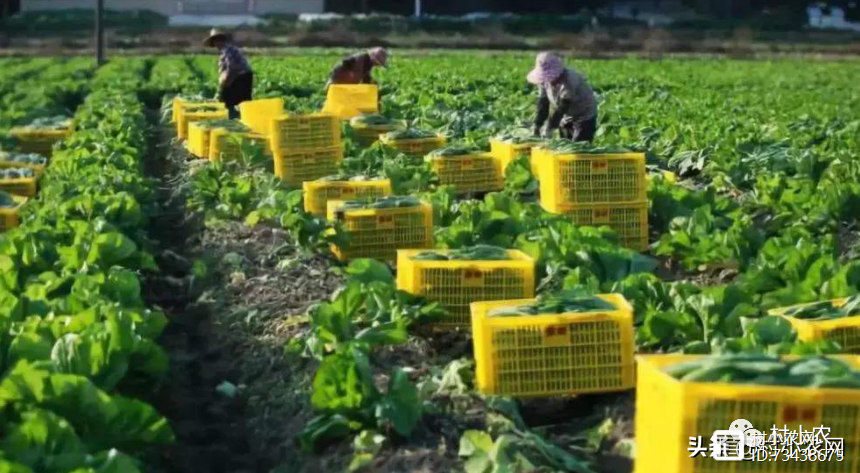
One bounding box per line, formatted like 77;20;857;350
528;52;597;142
327;47;389;88
204;28;253;119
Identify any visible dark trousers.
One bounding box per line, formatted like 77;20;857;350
560;115;597;142
219;71;253;119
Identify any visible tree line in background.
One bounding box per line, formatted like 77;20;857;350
327;0;858;22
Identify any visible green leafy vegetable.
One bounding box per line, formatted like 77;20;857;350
335;196;423;211
488;290;616;317
665;354;860;389
383;128;436;140
783;295;860;321
351;114;400;126
412;245;511;261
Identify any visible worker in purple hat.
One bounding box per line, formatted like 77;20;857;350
528;52;597;142
327;47;389;89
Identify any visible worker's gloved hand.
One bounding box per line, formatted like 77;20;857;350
560;116;575;128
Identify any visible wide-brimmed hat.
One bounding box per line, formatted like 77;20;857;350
527;52;565;85
368;47;389;67
203;28;232;47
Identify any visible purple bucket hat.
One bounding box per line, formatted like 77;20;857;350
527;52;565;85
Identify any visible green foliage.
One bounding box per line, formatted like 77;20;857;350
0;59;173;470
665;354;860;388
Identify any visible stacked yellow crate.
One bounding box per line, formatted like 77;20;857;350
186;119;258;160
0;167;41;197
303;177;392;218
176;104;228;140
208;129;271;162
535;148;648;251
0;152;47;173
0;195;28;232
239;98;285;136
9;118;74;157
270;113;342;187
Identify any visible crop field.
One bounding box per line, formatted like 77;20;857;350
1;51;860;473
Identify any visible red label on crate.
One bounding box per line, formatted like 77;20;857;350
461;159;474;170
781;405;819;426
591;160;608;173
543;325;570;346
462;268;485;286
376;215;395;228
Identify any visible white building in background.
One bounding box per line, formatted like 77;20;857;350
807;4;860;31
19;0;324;16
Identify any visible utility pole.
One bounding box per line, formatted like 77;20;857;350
95;0;105;65
414;0;421;18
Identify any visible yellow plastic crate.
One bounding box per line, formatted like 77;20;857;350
9;127;72;157
470;294;635;397
397;249;536;328
379;134;447;159
428;153;504;194
172;98;223;124
209;129;271;162
274;146;343;187
490;139;540;174
327;200;434;262
635;354;860;473
0;175;38;197
0;196;27;232
186;122;212;158
323;84;379;120
302;178;392;218
769;298;860;353
239;98;285;136
270;113;341;152
349;120;406;147
559;201;649;252
0;159;46;174
536;149;646;211
171;96;185;123
176;108;228;140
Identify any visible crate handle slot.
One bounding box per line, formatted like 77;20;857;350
593;208;611;224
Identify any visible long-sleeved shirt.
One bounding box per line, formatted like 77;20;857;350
328;52;375;85
534;68;597;132
218;44;252;80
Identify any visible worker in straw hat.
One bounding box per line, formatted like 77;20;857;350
204;28;253;119
528;52;597;142
326;47;389;89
